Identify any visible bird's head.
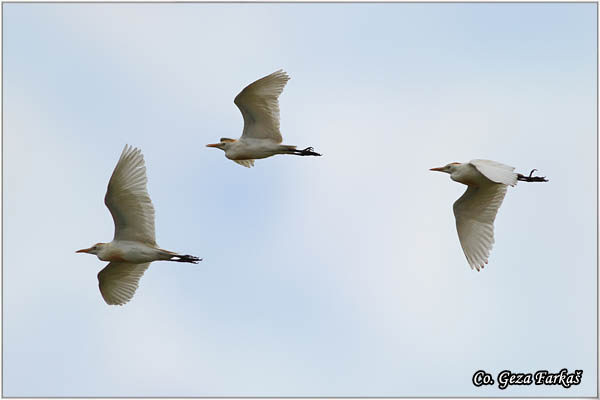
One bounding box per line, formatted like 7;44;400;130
76;242;106;256
206;138;236;152
430;162;462;174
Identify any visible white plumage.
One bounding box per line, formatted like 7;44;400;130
431;159;547;271
206;70;321;167
77;145;201;305
469;159;518;186
235;70;287;143
453;182;507;270
97;262;150;306
105;146;156;245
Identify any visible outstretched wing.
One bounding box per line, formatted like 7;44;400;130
98;262;151;305
453;183;508;271
104;145;156;245
234;70;290;143
470;159;517;186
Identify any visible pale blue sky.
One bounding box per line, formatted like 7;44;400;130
2;2;597;397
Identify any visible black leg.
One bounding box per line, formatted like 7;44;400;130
298;146;322;156
517;169;548;182
170;254;202;264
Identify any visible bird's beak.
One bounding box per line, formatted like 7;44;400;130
429;166;445;172
76;247;92;254
206;143;220;148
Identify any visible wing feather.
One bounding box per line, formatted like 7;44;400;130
97;262;150;305
470;159;517;186
234;70;290;143
104;145;156;245
453;183;508;270
233;159;255;168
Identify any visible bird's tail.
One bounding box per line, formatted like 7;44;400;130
280;145;298;152
517;169;548;182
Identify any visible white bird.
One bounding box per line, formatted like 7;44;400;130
77;145;201;305
206;69;321;167
430;159;547;271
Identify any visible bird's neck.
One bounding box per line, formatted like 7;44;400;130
96;242;113;261
451;164;483;186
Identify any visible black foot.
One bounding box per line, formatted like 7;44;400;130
171;254;202;264
298;146;322;156
517;169;548;182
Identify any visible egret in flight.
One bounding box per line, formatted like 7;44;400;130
430;159;547;271
206;69;321;168
77;145;201;305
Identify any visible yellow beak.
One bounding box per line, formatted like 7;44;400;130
429;166;445;172
76;247;92;254
206;143;220;148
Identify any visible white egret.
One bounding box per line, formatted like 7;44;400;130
77;145;201;305
206;69;321;167
430;159;547;271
